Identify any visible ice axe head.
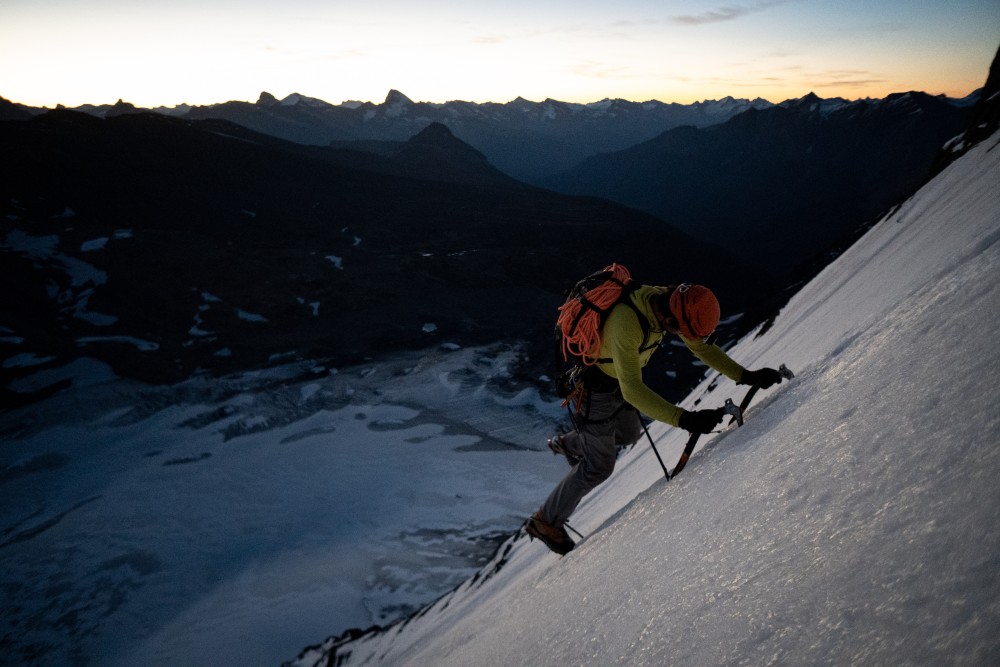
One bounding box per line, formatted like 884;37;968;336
723;398;743;427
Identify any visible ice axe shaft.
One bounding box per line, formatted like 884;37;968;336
638;409;671;481
674;364;795;477
674;397;740;476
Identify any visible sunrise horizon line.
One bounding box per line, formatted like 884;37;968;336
5;84;985;112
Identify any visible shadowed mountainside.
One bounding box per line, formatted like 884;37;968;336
1;111;773;403
543;91;972;275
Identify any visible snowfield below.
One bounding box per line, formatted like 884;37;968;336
289;132;1000;666
1;344;570;666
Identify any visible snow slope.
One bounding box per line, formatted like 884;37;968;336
290;132;1000;666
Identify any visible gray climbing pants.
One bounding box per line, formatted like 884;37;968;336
540;385;643;526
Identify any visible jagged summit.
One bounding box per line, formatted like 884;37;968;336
256;91;279;107
255;91;330;108
882;90;940;110
382;90;415;118
106;99;141;117
781;91;823;109
384;89;414;106
279;93;330;107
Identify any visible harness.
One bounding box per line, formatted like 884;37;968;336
560;292;662;422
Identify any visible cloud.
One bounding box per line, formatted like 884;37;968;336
837;21;908;34
671;0;789;26
571;60;637;80
757;67;888;91
810;71;887;89
811;79;886;88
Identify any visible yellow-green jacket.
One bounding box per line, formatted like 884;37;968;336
595;284;745;427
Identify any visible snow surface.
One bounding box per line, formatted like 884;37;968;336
288;132;1000;666
0;345;568;666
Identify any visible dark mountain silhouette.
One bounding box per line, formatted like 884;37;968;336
30;90;774;183
0;95;35;121
543;92;972;275
932;44;1000;175
0;111;772;404
104;98;143;117
181;91;361;145
324;122;522;188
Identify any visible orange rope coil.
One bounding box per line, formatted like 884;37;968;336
556;263;631;365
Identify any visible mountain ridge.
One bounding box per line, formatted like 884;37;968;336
0;91;798;181
2;87;977;187
542;90;973;275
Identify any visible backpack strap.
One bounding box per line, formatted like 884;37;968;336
593;285;655;364
627;289;655;353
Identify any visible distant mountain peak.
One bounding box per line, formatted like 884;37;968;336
106;99;140;117
778;92;854;116
410;121;455;143
257;92;279;107
279;93;330;108
384;90;414;106
884;90;930;106
0;95;36;121
398;121;513;186
406;121;487;157
783;92;823;110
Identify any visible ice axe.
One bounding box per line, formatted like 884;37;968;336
723;397;743;427
728;363;795;427
673;364;794;477
672;397;740;477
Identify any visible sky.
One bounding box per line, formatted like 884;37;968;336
1;0;998;108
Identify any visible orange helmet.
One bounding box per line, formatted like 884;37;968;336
669;284;720;339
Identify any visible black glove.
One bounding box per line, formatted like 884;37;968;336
739;367;783;389
678;408;724;434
